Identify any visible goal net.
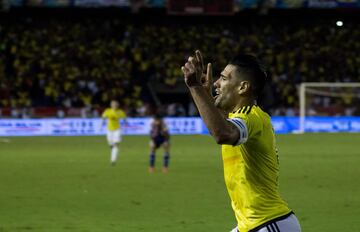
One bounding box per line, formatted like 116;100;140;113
299;82;360;133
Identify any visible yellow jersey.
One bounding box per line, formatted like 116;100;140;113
102;108;126;131
223;105;291;232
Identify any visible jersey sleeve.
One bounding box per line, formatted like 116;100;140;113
228;107;262;146
119;110;126;119
227;117;248;145
102;109;108;118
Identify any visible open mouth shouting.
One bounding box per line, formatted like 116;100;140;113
214;89;221;100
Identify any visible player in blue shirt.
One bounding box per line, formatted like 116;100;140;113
149;115;170;173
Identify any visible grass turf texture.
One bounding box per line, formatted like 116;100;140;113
0;134;359;232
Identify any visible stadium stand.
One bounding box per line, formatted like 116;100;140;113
0;9;359;117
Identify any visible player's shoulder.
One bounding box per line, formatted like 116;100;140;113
229;105;272;139
102;108;111;114
117;108;126;114
230;105;270;125
232;105;267;116
230;105;254;119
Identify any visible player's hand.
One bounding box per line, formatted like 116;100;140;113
181;50;205;87
202;62;213;97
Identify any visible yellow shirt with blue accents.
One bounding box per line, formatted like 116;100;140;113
223;105;291;232
102;108;126;131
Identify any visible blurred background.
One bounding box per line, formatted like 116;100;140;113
0;0;359;121
0;1;360;232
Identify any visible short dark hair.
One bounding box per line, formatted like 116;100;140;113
229;54;267;98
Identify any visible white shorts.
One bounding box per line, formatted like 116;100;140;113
106;129;122;146
231;213;301;232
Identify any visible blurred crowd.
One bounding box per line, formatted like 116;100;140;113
0;16;359;117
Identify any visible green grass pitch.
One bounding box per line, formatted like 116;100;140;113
0;134;359;232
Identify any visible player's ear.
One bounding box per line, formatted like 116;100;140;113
237;81;251;95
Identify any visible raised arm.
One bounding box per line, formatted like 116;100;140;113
181;51;240;145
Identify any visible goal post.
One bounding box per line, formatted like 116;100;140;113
299;82;360;133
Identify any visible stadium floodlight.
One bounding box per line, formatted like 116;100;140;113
298;82;360;133
336;21;343;27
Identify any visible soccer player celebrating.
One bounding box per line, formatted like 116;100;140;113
149;115;170;173
181;51;301;232
101;100;126;166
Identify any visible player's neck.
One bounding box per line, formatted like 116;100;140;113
231;97;256;113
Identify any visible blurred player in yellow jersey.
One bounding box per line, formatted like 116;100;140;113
182;51;301;232
101;100;126;166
